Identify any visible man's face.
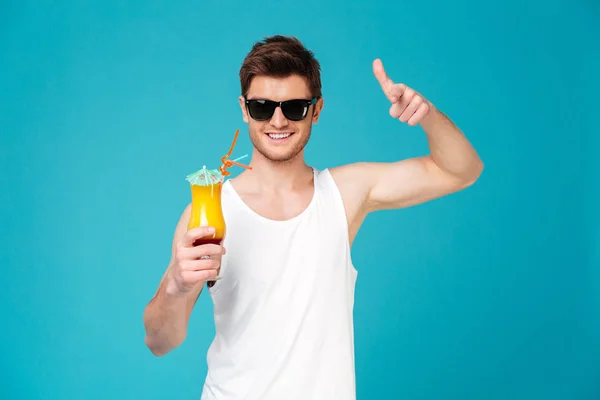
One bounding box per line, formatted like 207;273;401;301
239;74;323;163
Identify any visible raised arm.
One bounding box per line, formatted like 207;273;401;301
143;205;224;356
331;59;483;232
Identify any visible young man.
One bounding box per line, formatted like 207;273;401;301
143;35;483;399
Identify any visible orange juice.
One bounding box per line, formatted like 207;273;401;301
187;180;226;246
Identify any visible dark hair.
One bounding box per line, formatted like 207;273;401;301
239;35;322;98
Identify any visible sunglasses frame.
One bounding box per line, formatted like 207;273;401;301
244;97;319;121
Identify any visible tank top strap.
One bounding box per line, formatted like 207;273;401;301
313;168;350;236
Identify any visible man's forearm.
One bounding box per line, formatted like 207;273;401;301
420;105;484;182
143;279;192;356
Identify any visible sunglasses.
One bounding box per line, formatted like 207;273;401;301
244;97;318;121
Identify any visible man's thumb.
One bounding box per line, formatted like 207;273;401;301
373;59;390;87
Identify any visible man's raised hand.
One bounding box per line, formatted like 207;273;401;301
373;58;431;126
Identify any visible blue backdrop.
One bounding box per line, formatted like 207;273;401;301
1;1;598;399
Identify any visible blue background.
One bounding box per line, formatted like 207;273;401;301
1;0;598;399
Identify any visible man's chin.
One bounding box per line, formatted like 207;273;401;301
257;147;302;163
265;152;299;163
250;135;307;163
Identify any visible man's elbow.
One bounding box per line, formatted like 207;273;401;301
470;159;484;183
456;159;484;190
145;334;184;357
145;335;168;357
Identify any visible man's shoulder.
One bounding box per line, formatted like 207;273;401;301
320;163;371;211
325;162;371;187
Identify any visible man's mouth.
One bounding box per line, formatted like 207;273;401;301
266;132;294;141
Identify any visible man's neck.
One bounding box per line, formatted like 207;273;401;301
235;149;313;192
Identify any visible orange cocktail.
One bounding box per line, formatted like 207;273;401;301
188;178;226;246
185;129;250;248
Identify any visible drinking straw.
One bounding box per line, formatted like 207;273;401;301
220;129;252;177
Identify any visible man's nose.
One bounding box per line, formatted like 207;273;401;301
270;106;289;128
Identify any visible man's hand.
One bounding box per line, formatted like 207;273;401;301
166;226;225;296
373;58;431;126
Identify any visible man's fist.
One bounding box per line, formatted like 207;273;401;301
166;226;226;296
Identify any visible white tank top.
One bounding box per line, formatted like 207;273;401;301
200;168;358;400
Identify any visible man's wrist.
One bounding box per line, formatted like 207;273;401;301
419;104;456;134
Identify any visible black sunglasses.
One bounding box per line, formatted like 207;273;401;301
245;97;318;121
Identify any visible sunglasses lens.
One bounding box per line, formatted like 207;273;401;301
247;100;276;121
248;100;276;121
282;100;309;121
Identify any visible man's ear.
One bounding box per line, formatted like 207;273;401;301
312;97;324;123
239;96;249;123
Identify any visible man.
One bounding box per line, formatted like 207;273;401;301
143;35;483;399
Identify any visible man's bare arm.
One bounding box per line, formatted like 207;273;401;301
330;59;483;237
143;205;223;356
363;106;482;212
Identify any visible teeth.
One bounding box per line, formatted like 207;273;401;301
268;132;292;139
